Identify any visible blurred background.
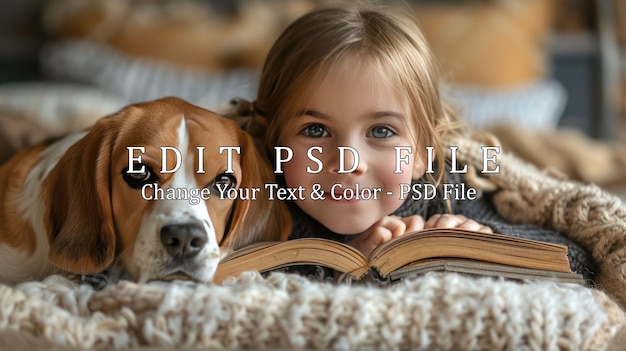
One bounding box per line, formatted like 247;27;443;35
0;0;625;197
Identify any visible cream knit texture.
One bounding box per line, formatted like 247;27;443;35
0;272;623;351
452;135;626;308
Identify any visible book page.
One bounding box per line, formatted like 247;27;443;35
215;238;370;283
386;258;584;285
369;228;570;276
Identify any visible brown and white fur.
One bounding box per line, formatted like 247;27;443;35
0;97;290;284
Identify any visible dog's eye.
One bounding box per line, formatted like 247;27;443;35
211;173;237;191
122;164;158;189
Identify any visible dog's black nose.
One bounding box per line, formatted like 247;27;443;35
160;223;207;259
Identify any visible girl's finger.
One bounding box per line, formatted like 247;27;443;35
426;214;463;229
402;215;425;234
380;216;407;239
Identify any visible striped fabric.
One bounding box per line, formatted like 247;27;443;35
443;79;567;130
41;40;259;110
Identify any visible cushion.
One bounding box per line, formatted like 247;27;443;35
412;0;554;87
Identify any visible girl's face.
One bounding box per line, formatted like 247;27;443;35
279;60;427;234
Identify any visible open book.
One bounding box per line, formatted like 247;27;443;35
214;228;584;285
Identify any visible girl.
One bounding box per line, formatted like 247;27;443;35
247;3;594;276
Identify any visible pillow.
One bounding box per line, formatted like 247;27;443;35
41;40;258;110
412;0;554;87
41;0;315;72
443;79;567;130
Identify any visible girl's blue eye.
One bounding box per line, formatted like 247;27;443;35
368;126;395;139
301;124;328;138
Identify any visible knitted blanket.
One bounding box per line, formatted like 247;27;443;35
0;136;625;350
0;273;623;350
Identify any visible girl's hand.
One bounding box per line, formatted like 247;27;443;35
424;214;493;233
347;215;425;256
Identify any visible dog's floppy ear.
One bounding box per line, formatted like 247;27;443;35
42;117;120;274
221;129;291;251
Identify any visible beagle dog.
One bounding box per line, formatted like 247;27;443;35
0;97;290;284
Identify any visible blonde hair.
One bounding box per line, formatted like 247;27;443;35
255;3;462;183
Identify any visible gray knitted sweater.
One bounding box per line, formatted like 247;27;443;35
285;171;597;281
